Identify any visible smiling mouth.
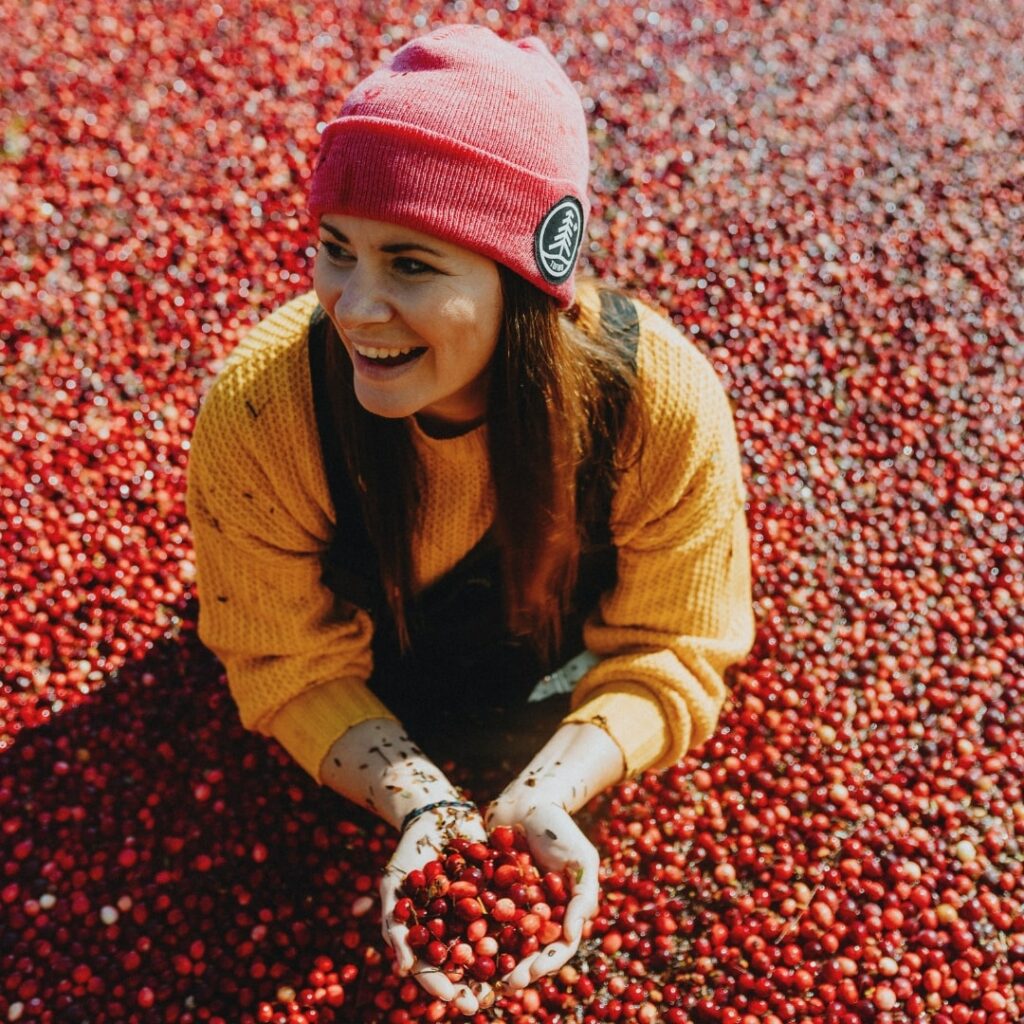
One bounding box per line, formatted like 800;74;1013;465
352;343;427;368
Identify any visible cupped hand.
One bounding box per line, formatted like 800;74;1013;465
486;800;600;991
380;804;494;1015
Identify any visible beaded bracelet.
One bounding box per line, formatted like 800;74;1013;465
400;800;476;834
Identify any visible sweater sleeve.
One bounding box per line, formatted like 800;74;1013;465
562;301;755;775
186;294;396;783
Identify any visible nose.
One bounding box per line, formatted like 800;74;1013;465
332;262;393;329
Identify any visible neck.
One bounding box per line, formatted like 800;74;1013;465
413;412;486;439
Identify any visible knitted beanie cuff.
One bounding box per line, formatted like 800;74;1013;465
308;117;588;308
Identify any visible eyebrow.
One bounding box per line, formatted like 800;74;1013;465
319;222;446;257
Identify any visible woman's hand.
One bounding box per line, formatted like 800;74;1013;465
321;720;497;1011
484;721;622;991
380;803;494;1015
485;799;601;991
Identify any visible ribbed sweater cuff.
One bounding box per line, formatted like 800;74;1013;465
562;683;670;776
268;678;397;783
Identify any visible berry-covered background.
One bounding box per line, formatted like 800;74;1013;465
1;0;1022;1022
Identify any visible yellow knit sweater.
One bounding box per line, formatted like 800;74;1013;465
186;283;754;783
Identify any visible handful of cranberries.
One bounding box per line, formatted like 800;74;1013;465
394;826;571;984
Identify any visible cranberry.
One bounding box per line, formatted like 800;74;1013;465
4;4;1022;1023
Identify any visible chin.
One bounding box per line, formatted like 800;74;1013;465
353;388;420;421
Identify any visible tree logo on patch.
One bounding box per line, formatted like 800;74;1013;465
534;196;584;285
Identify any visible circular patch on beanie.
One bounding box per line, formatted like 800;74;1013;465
534;196;584;285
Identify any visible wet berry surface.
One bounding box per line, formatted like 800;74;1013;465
1;0;1022;1021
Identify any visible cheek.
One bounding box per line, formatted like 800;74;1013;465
474;280;503;362
471;308;502;369
437;296;501;365
475;325;501;370
444;321;499;375
312;254;337;308
312;260;326;301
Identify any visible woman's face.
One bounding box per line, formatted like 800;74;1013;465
313;214;503;429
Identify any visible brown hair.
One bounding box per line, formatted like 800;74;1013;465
326;266;643;656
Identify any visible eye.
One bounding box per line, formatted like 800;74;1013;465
319;240;352;264
394;256;434;276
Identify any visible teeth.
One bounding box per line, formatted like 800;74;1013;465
354;343;419;360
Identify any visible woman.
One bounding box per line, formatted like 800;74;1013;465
187;25;755;1014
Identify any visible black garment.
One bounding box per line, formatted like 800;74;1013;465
308;294;639;776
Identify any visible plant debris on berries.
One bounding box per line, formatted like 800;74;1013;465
1;0;1022;1022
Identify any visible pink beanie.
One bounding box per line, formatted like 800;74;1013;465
308;25;590;308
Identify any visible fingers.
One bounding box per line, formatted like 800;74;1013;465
563;832;600;944
501;935;582;993
504;950;542;992
563;874;599;944
503;938;580;992
515;879;591;987
453;985;480;1016
562;898;588;946
464;818;490;843
410;962;480;1014
520;803;594;875
410;963;454;1000
380;866;414;974
529;940;577;981
485;789;526;830
473;981;495;1010
382;922;414;975
379;868;400;910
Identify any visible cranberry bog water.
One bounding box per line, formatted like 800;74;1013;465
1;1;1022;1022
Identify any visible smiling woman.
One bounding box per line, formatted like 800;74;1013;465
186;22;754;1015
314;215;503;428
